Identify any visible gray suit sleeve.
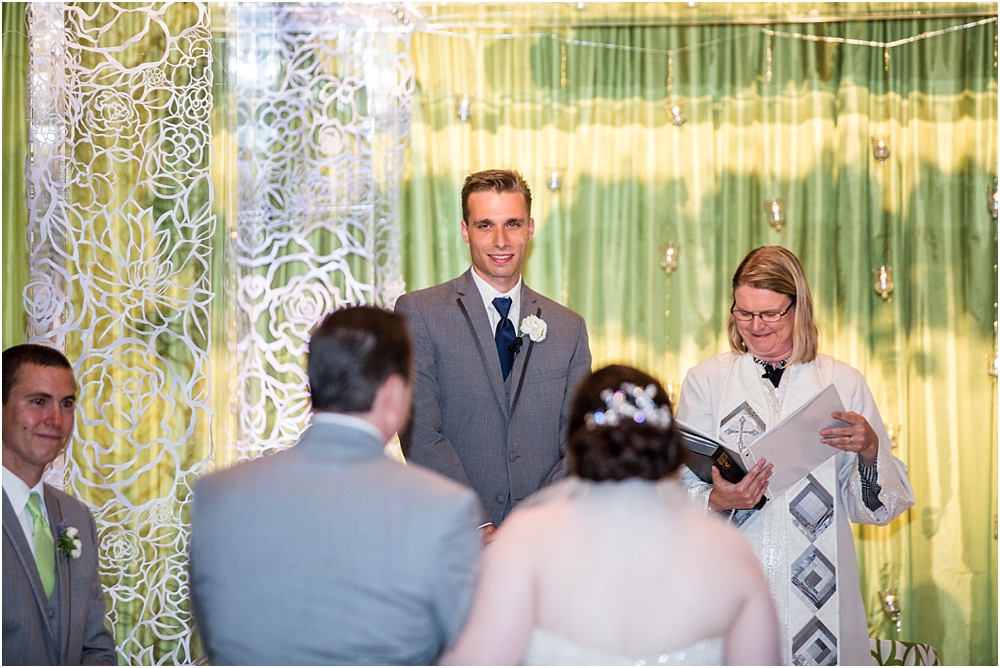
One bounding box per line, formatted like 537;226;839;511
542;316;592;486
80;510;117;666
396;294;490;522
429;490;483;656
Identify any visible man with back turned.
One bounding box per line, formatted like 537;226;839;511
190;306;482;664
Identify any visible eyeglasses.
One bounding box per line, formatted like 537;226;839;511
730;299;795;323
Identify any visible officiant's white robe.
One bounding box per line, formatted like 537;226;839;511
677;352;914;666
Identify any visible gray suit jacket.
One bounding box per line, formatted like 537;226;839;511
2;487;117;666
396;269;592;525
189;421;482;665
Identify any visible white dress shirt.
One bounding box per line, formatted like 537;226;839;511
470;269;522;334
2;465;48;557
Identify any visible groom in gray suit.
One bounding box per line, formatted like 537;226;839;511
396;169;591;534
2;344;117;666
190;306;482;665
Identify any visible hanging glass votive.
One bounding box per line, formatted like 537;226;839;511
988;184;998;219
874;265;894;300
664;381;676;405
545;168;563;192
456;95;472;123
667;102;686;127
885;422;901;448
660;241;679;274
879;586;901;623
872;138;890;164
763;198;785;231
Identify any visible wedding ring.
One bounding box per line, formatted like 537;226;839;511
849;437;854;446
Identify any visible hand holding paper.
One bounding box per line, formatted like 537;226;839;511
820;411;879;465
740;384;848;498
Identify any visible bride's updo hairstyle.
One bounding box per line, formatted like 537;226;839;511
567;365;686;482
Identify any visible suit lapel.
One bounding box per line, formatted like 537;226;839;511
509;285;540;415
3;490;59;662
46;487;70;665
455;270;510;420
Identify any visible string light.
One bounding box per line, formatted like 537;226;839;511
665;51;686;126
425;18;996;58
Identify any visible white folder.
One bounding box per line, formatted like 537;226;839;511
742;383;848;498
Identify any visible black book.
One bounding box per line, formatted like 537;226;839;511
677;421;767;510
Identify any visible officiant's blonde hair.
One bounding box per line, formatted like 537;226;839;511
727;246;819;364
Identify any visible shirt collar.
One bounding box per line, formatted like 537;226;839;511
2;465;46;515
470;268;522;320
310;412;387;445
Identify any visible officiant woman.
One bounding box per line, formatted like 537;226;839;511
676;245;914;666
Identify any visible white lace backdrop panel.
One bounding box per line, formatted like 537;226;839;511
235;3;410;461
24;3;411;662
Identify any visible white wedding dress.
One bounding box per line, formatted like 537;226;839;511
522;628;725;666
511;477;731;666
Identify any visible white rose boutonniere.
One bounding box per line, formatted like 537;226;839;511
56;523;82;559
519;315;547;342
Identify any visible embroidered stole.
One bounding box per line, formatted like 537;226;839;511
715;354;841;666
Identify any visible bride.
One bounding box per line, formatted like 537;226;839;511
440;365;780;666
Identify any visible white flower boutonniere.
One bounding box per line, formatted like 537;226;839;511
519;315;547;342
57;524;82;559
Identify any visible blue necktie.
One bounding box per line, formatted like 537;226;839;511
493;297;517;380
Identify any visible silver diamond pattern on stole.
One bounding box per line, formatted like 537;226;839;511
791;545;837;609
790;475;835;541
792;618;838;666
789;475;837;665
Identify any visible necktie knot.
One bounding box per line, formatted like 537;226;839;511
26;491;44;520
492;296;512;320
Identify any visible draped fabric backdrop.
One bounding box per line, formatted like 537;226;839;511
399;4;997;665
2;2;997;665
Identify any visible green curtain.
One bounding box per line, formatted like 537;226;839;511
2;2;997;665
2;3;29;349
400;8;998;665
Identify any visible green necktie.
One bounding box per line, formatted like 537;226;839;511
26;492;56;598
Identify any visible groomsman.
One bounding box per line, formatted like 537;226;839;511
2;344;118;665
396;169;592;535
190;306;482;665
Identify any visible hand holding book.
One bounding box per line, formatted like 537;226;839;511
677;421;770;511
708;459;772;511
678;384;848;511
